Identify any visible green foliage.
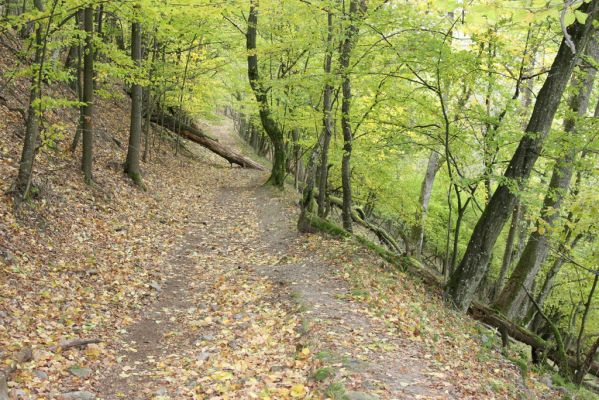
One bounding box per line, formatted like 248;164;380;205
312;367;334;382
4;0;599;382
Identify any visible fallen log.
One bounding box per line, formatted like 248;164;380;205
324;195;403;254
151;113;266;171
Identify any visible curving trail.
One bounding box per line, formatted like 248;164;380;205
97;118;541;400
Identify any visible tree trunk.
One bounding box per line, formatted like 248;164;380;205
493;200;522;301
297;129;326;233
450;193;471;273
291;128;300;189
81;6;94;184
575;335;599;385
246;0;286;187
70;10;84;153
412;151;441;257
15;0;45;198
150;112;265;170
575;274;599;375
317;9;335;218
339;0;367;232
445;1;598;312
494;41;597;319
125;20;143;186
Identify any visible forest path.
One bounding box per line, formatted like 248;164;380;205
97;119;454;399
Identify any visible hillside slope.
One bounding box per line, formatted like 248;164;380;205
1;49;565;399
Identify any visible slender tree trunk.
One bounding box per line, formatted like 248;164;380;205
292;128;300;189
317;9;335;217
450;192;471;273
576;334;599;385
15;0;46;198
443;183;453;281
81;6;94;184
297;131;326;232
142;87;153;162
70;10;84;152
246;0;286;187
529;231;583;331
446;1;598;312
494;200;522;300
65;41;79;73
125;19;143;186
339;0;367;232
95;5;103;39
494;42;597;319
412;151;441;257
19;0;29;38
576;274;599;373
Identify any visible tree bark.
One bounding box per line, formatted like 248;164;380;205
411;151;441;257
575;335;599;385
70;10;84;152
317;9;335;217
15;0;45;198
125;19;143;186
494;200;522;301
575;274;599;374
81;6;94;184
445;1;598;312
246;0;286;187
339;0;367;232
494;41;597;319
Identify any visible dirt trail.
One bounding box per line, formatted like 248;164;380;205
97;119;457;399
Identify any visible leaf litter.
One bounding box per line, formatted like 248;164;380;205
0;67;562;398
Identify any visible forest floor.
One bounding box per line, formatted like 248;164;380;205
0;75;562;398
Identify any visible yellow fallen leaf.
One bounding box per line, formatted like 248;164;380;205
211;370;233;381
85;343;102;358
290;384;306;398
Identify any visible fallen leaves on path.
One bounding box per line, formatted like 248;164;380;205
1;56;561;399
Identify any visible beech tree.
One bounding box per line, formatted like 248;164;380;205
124;16;143;186
81;6;94;184
339;0;367;232
494;41;598;319
446;0;599;311
245;0;286;187
14;0;46;198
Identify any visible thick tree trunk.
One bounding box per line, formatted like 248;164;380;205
411;151;441;257
445;1;598;312
339;0;367;232
317;10;335;218
150;113;265;170
81;6;94;184
125;20;143;186
494;43;597;319
246;0;286;187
